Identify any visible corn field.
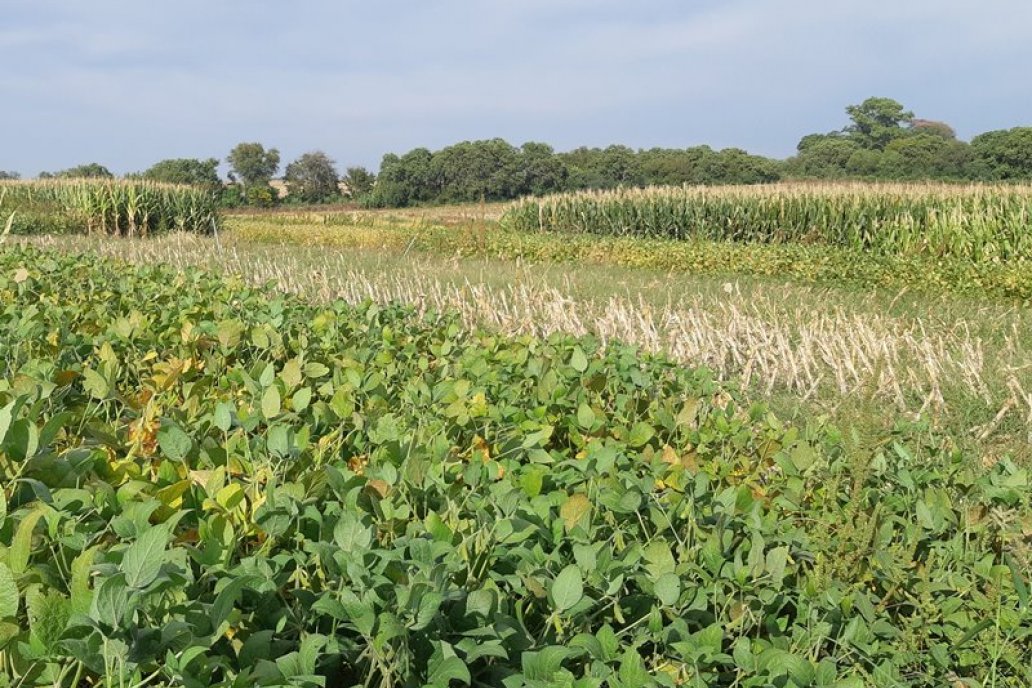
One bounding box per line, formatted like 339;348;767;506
503;182;1032;261
0;179;220;236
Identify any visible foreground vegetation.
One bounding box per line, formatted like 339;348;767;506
0;180;220;237
0;247;1028;687
22;230;1032;461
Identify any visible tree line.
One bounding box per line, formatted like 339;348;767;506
4;98;1031;207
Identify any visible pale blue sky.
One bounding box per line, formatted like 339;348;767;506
3;0;1031;176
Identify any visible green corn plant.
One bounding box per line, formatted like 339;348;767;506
0;178;221;237
503;182;1032;261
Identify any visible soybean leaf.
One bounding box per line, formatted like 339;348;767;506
70;547;99;615
654;573;681;607
90;575;130;629
522;646;577;682
27;590;70;654
411;591;443;631
158;422;192;461
576;403;595;430
0;399;14;445
560;493;592;533
551;565;584;612
6;419;38;461
211;576;259;633
261;385;281;420
9;509;44;575
570;347;588;373
0;563;18;618
1006;553;1029;609
213;403;233;433
766;546;789;589
122;527;169;589
628;422;655;448
427;642;470;687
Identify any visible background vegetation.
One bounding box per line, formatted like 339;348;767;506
9;98;1032;209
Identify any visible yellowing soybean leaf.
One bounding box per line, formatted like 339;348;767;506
9;509;44;575
576;403;595;430
81;367;110;400
261;386;281;420
155;480;192;510
54;370;79;387
676;398;699;427
280;358;303;390
216;320;244;348
0;563;18;618
70;546;99;615
560;493;592;533
216;484;245;511
0;399;14;445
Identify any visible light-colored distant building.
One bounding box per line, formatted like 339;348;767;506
268;179;351;198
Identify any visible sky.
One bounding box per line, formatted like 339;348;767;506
2;0;1031;176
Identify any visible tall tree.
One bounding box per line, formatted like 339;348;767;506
283;151;339;203
519;142;568;195
227;142;280;188
844;97;914;149
343;166;376;198
371;148;434;207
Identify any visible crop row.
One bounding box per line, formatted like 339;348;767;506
232;215;1032;301
502;183;1032;261
0;248;1029;687
0;179;220;237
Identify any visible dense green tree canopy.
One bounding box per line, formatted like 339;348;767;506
343;166;376;198
284;151;340;203
785;97;1015;182
519;142;568;196
41;163;114;179
58;96;1029;210
844;97;914;149
971;127;1032;179
227;142;280;188
140;158;221;189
